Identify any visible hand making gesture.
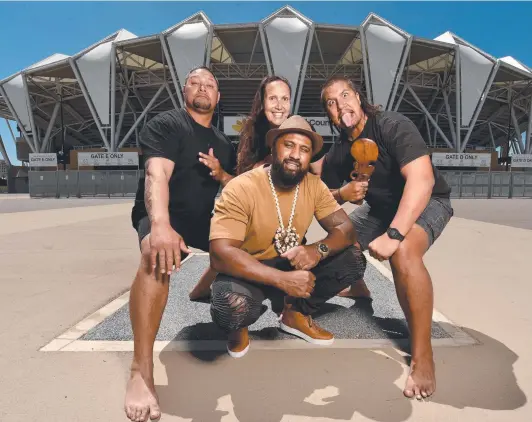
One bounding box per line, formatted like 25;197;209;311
199;148;222;180
199;147;233;186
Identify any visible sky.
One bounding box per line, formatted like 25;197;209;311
1;0;532;165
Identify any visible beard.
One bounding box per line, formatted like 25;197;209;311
271;155;307;188
192;95;211;111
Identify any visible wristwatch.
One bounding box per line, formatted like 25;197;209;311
386;227;405;242
316;242;330;260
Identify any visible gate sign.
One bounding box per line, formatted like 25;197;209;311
511;154;532;168
29;153;58;167
78;152;139;167
432;152;491;168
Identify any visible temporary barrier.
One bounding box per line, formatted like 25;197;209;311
440;171;532;199
490;172;512;198
511;172;532;198
459;171;490;198
29;171;59;198
26;170;532;199
57;171;79;198
28;170;143;198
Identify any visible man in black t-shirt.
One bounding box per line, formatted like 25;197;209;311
313;76;453;402
125;66;236;422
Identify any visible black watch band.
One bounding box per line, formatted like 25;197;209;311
386;227;405;242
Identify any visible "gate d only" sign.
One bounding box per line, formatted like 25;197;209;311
511;154;532;168
432;152;491;168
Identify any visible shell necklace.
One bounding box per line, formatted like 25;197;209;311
268;167;300;255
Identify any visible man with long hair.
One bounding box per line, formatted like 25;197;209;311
208;115;366;357
314;75;453;401
126;66;236;422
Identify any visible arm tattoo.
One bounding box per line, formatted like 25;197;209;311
144;170;154;217
320;209;348;230
328;210;346;227
143;158;171;224
318;209;356;245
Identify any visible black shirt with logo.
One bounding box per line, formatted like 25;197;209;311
132;108;236;228
321;111;450;218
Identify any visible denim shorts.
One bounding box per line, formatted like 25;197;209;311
348;197;454;251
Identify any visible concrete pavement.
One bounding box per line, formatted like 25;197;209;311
0;196;530;421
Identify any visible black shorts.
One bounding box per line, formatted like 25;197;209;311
135;215;211;253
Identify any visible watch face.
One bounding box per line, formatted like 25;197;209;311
319;243;329;253
387;228;403;240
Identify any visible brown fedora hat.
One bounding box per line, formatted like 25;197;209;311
265;115;324;156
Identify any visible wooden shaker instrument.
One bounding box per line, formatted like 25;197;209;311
349;138;379;205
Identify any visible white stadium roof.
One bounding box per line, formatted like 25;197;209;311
0;4;531;158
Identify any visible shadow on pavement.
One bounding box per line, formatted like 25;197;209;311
155;325;526;421
157;346;411;422
429;324;527;411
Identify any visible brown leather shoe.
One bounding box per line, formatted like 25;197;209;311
280;304;334;345
227;328;250;358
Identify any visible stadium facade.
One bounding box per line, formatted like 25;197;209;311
1;4;532;167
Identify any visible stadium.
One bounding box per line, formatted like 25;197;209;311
0;4;531;197
3;6;532;420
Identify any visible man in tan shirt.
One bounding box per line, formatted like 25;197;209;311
209;115;366;357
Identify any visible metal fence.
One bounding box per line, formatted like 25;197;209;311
27;170;532;199
440;171;532;199
29;170;143;198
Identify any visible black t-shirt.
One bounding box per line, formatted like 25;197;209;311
321;111;450;218
132;108;236;227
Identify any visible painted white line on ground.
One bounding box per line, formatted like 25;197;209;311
51;337;472;353
41;252;477;352
40;254;197;352
40;339;76;352
364;252;478;346
59;292;130;340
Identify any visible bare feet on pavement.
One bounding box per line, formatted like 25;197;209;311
125;369;161;421
403;357;436;400
337;279;372;299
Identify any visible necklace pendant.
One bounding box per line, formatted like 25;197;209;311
273;226;300;255
268;168;301;256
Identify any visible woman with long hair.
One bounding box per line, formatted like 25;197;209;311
188;75;292;301
236;75;292;174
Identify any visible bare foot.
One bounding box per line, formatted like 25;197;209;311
189;267;217;301
403;357;436;400
125;370;161;421
188;286;211;301
337;279;372;299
